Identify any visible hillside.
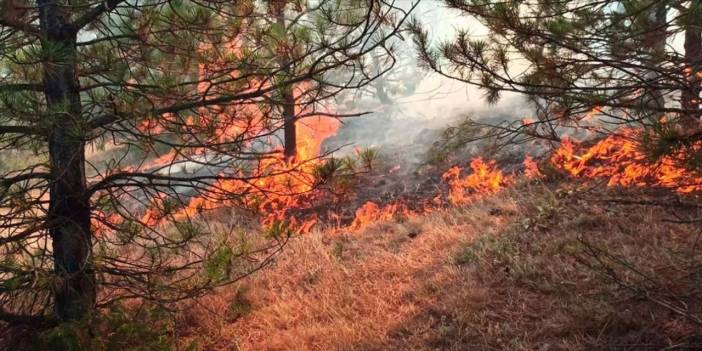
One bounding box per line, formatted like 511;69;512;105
179;180;702;350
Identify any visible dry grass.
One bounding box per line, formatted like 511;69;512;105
179;180;702;350
183;196;514;350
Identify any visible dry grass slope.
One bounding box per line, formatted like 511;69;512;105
183;180;702;350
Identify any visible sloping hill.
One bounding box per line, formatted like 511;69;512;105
183;181;702;350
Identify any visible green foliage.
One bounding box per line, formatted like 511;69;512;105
37;303;177;351
454;235;515;267
173;221;202;242
427;118;490;164
265;220;294;240
205;245;234;283
38;322;85;351
0;0;411;328
332;241;345;259
340;155;358;173
414;0;702;170
520;198;560;231
358;147;379;171
314;157;345;183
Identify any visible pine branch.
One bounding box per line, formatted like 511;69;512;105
0;125;41;135
0;18;40;35
0;307;54;326
69;0;128;31
0;83;43;93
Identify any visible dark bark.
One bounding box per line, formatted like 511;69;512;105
275;12;297;160
38;0;95;321
282;85;297;160
642;1;668;121
682;0;702;130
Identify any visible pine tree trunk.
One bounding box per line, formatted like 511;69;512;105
282;86;297;160
276;12;297;160
682;0;702;130
643;2;668;121
38;1;95;321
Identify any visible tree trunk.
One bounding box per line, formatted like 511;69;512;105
38;1;95;321
275;12;297;160
682;0;702;130
642;1;668;122
282;85;297;160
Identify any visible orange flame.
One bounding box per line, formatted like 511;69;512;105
523;155;543;179
581;105;603;120
350;201;415;230
551;129;702;193
142;88;340;234
442;157;507;205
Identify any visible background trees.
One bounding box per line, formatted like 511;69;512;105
412;0;702;158
409;0;702;337
0;0;413;324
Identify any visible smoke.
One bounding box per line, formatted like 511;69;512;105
325;72;529;166
320;2;533;166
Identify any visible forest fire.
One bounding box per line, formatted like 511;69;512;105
140;112;341;232
551;129;702;193
6;1;702;346
442;157;508;205
344;129;702;230
134;34;344;231
350;201;418;229
137;122;702;237
523;155;543;179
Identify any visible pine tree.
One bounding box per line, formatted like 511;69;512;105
0;0;413;323
411;0;702;154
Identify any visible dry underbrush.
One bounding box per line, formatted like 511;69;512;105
180;180;702;350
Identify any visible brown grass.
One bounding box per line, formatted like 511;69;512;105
181;180;702;350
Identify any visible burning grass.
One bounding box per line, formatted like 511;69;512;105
137;123;702;241
10;127;702;349
178;180;702;350
112;129;702;350
550;128;702;193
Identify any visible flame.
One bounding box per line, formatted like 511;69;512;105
551;129;702;193
442;157;507;205
140;85;340;233
350;201;415;230
137;106;702;237
170;113;339;232
296;114;340;162
351;201;393;229
96;18;702;237
133;35;342;234
581;105;603;120
523;155;543;179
